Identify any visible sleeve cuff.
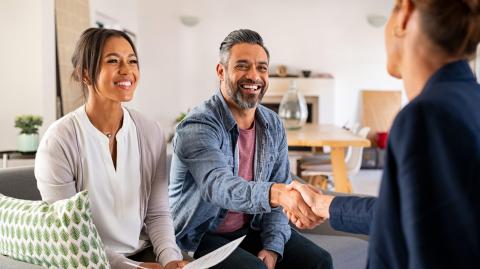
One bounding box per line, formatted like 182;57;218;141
329;196;345;229
257;181;276;213
158;247;184;266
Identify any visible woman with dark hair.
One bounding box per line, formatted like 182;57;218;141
287;0;480;268
35;28;187;269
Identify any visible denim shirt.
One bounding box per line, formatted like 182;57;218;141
169;91;292;256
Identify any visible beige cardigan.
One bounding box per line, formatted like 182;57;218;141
34;107;182;269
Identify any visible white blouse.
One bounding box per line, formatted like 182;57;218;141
72;105;143;255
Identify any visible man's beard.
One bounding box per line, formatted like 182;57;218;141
225;76;267;109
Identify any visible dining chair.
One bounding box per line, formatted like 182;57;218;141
300;126;371;190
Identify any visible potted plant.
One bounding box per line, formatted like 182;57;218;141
167;111;188;143
14;115;43;152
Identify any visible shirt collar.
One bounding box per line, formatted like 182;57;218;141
215;90;269;132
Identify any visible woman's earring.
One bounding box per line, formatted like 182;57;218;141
394;26;406;38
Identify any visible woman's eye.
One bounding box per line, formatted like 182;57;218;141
129;59;138;64
107;59;118;64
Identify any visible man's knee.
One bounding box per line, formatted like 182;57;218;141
244;258;268;269
214;256;266;269
311;247;333;269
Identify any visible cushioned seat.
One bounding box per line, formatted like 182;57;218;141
0;166;369;269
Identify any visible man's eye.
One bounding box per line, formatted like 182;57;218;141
258;66;268;72
236;64;248;70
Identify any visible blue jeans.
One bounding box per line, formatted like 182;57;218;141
194;227;333;269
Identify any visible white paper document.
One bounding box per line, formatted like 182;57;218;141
184;235;246;269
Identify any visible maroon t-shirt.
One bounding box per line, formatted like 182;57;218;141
216;123;256;233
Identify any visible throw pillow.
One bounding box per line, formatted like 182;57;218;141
0;191;110;269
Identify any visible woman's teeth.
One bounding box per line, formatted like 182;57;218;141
115;81;132;87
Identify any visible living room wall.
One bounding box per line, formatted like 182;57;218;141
131;0;404;131
0;0;56;151
0;0;404;150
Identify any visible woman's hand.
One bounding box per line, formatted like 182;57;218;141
138;262;162;269
139;260;188;269
164;260;189;269
270;183;323;228
286;181;334;219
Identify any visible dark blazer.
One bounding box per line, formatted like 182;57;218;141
329;60;480;269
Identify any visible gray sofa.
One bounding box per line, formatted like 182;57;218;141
0;166;368;268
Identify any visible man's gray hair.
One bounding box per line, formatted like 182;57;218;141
219;29;270;65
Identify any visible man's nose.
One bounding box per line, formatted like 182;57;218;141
245;67;260;81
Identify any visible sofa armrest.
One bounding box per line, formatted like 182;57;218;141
0;166;40;200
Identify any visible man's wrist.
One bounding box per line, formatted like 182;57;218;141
269;183;285;207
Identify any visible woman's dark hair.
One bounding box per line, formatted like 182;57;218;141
71;27;138;95
411;0;480;58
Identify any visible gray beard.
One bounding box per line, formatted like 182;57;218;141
225;77;266;110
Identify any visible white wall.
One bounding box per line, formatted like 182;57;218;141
132;0;403;130
0;0;55;151
0;0;404;150
89;0;138;34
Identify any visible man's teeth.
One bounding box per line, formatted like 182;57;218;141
116;81;132;86
242;85;259;90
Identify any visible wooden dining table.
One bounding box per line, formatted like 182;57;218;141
286;124;371;193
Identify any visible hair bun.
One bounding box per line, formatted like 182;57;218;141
464;0;480;13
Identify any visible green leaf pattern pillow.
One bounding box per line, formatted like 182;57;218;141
0;191;110;269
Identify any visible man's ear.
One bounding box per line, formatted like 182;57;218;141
216;63;225;81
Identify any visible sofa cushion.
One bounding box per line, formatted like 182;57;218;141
0;191;110;269
0;166;40;200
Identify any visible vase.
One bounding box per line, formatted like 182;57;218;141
17;133;39;152
278;81;308;130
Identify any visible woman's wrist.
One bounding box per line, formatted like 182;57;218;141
314;194;334;219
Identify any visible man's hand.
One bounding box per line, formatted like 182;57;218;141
286;181;335;220
257;249;278;269
270;183;323;228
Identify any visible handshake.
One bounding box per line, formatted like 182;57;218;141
270;181;335;229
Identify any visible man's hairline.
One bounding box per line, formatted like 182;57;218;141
220;42;270;66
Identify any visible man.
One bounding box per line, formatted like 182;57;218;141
169;29;332;269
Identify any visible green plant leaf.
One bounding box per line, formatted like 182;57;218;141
14;115;43;135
